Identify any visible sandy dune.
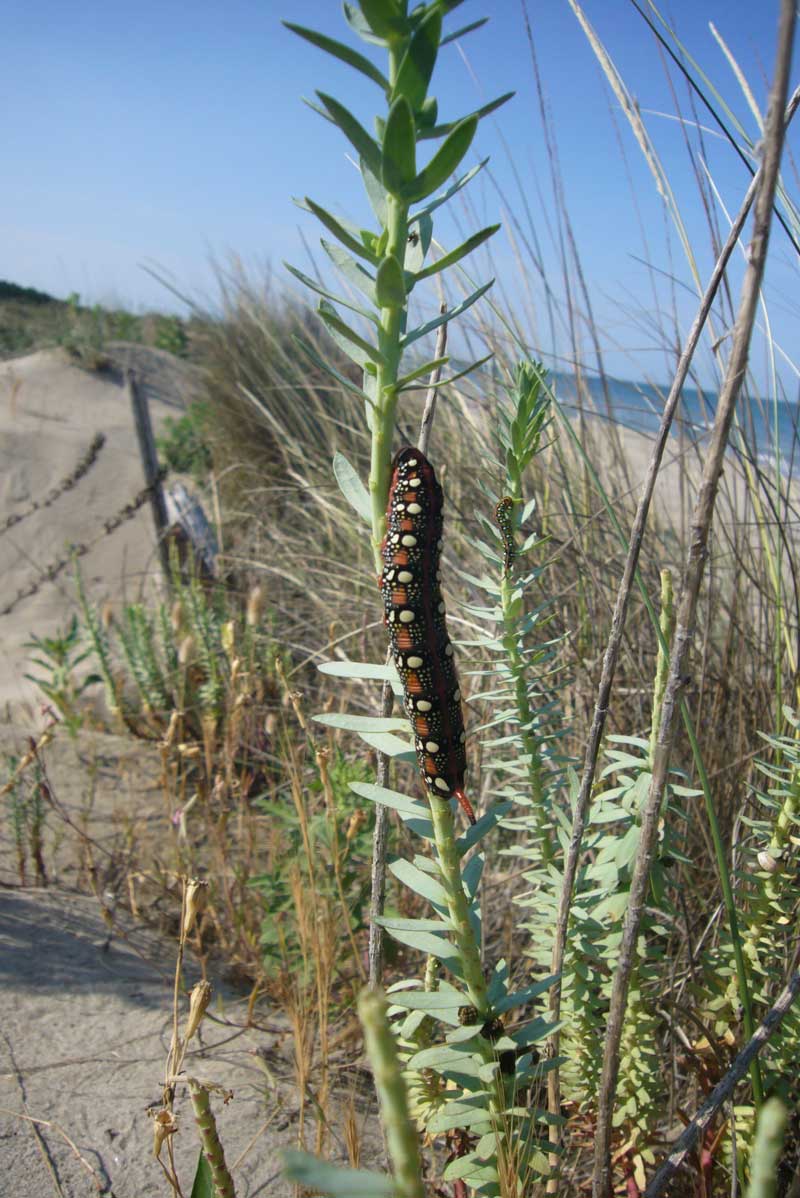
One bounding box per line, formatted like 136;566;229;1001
0;346;200;714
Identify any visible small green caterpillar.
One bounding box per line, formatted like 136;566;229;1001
495;496;515;574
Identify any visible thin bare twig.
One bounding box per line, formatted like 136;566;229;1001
644;971;800;1197
592;7;796;1193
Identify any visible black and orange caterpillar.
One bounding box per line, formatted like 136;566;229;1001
380;448;476;826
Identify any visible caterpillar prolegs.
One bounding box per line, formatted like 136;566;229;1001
380;448;476;826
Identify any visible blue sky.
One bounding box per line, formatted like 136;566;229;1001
3;1;797;392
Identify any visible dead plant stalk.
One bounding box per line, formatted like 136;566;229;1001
545;75;800;1184
591;6;797;1193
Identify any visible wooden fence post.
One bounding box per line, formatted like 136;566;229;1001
126;367;172;584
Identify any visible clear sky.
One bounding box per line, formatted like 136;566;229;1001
3;1;797;392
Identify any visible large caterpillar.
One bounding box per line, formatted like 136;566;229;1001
380;448;476;826
495;496;515;575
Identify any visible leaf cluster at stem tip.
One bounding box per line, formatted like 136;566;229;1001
284;1;513;418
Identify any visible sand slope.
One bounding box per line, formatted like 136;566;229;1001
0;345;200;713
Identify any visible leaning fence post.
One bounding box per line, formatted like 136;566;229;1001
126;367;172;584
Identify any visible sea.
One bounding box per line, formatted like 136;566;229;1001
547;370;800;480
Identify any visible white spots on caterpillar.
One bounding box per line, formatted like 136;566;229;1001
406;458;418;467
417;700;432;712
407;655;423;668
444;643;454;657
387;610;396;623
409;478;422;488
437;601;446;614
434;777;450;793
459;731;467;744
384;568;395;582
426;741;440;753
397;570;413;583
424;774;434;785
407;502;422;514
390;533;400;544
399;610;415;624
401;534;417;547
453;689;461;702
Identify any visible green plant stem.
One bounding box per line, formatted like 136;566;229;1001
427;801;509;1124
649;570;673;765
499;570;553;862
358;990;425;1198
369;196;408;569
186;1079;236;1198
746;1098;788;1198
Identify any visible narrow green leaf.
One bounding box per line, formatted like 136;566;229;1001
428;1100;494;1134
316;91;382;177
350;782;432;834
332;453;372;523
398;352;494;393
316;315;370;372
190;1150;214;1198
376;916;452;933
361;157;388;226
440;17;488;47
388;858;449;907
414;224;499;283
283;23;390;91
292;335;374;406
394;9;441;111
359;0;405;39
385;926;462;972
381;96;416;195
418;92;515;140
314;713;408;733
402;279;493;345
342;2;388;47
456;802;513;855
388;988;466;1012
393;356;450;390
407;1043;479;1072
296;197;379;263
416;95;438;130
283;1150;394;1197
376;254;407;307
359;731;416;759
410;158;487;221
402;116;477;203
321;242;378;304
318;302;387;366
493;977;558;1016
284;261;378;323
404;211;433;272
351;782;426;816
319;660;399;682
442;1153;499;1183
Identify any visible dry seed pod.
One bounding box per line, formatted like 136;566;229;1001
221;620;235;658
151;1108;178;1157
178;634;195;665
757;849;782;874
183;879;209;938
171;599;184;634
246;584;264;627
184;980;212;1044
